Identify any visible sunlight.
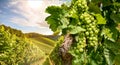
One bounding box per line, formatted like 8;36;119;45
27;0;43;9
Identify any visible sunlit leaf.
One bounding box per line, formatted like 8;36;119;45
101;28;116;42
95;14;106;24
69;26;85;34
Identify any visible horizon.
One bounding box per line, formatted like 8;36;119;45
0;0;70;35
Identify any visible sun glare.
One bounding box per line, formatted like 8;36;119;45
28;0;43;9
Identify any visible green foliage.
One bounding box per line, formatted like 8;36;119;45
110;13;120;23
45;0;120;65
88;3;101;14
0;25;24;37
45;5;70;32
45;6;65;32
0;26;46;65
0;26;27;65
69;25;85;34
95;14;106;24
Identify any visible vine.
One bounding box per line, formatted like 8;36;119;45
0;25;45;65
45;0;120;65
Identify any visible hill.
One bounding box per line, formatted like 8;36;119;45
45;35;60;40
0;24;24;37
25;32;56;46
0;24;56;65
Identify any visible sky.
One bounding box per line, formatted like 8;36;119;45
0;0;70;35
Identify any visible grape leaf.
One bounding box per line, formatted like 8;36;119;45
60;17;69;29
49;24;58;32
45;6;63;16
110;13;120;23
113;2;120;7
88;3;101;14
101;28;116;42
114;54;120;65
102;0;112;7
45;5;69;32
104;40;120;55
69;13;78;19
69;26;85;34
109;26;119;41
104;48;115;65
89;58;97;65
95;14;106;24
45;16;59;32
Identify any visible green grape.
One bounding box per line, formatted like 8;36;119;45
88;28;92;31
94;42;98;46
79;40;82;43
80;44;85;48
72;0;99;55
74;47;77;49
90;43;94;46
95;29;99;34
85;31;89;36
93;37;97;41
91;26;95;29
79;48;84;52
91;17;94;21
86;25;90;28
77;45;81;48
76;49;80;53
89;37;93;40
83;43;86;47
85;17;89;20
90;31;94;34
76;0;88;11
93;40;97;43
92;21;96;25
89;24;92;27
80;15;84;19
86;20;91;23
79;12;99;47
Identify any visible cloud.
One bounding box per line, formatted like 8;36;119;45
6;0;66;34
23;27;53;35
10;17;33;26
8;0;43;27
8;0;65;28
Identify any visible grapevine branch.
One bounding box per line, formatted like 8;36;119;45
59;34;73;65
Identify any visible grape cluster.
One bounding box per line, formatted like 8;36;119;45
80;12;99;47
76;33;86;52
76;12;99;53
75;0;88;12
72;0;99;53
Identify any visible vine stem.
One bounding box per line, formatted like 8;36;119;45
59;34;73;65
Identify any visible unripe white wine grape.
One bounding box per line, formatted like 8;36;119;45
73;0;99;54
79;48;84;52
